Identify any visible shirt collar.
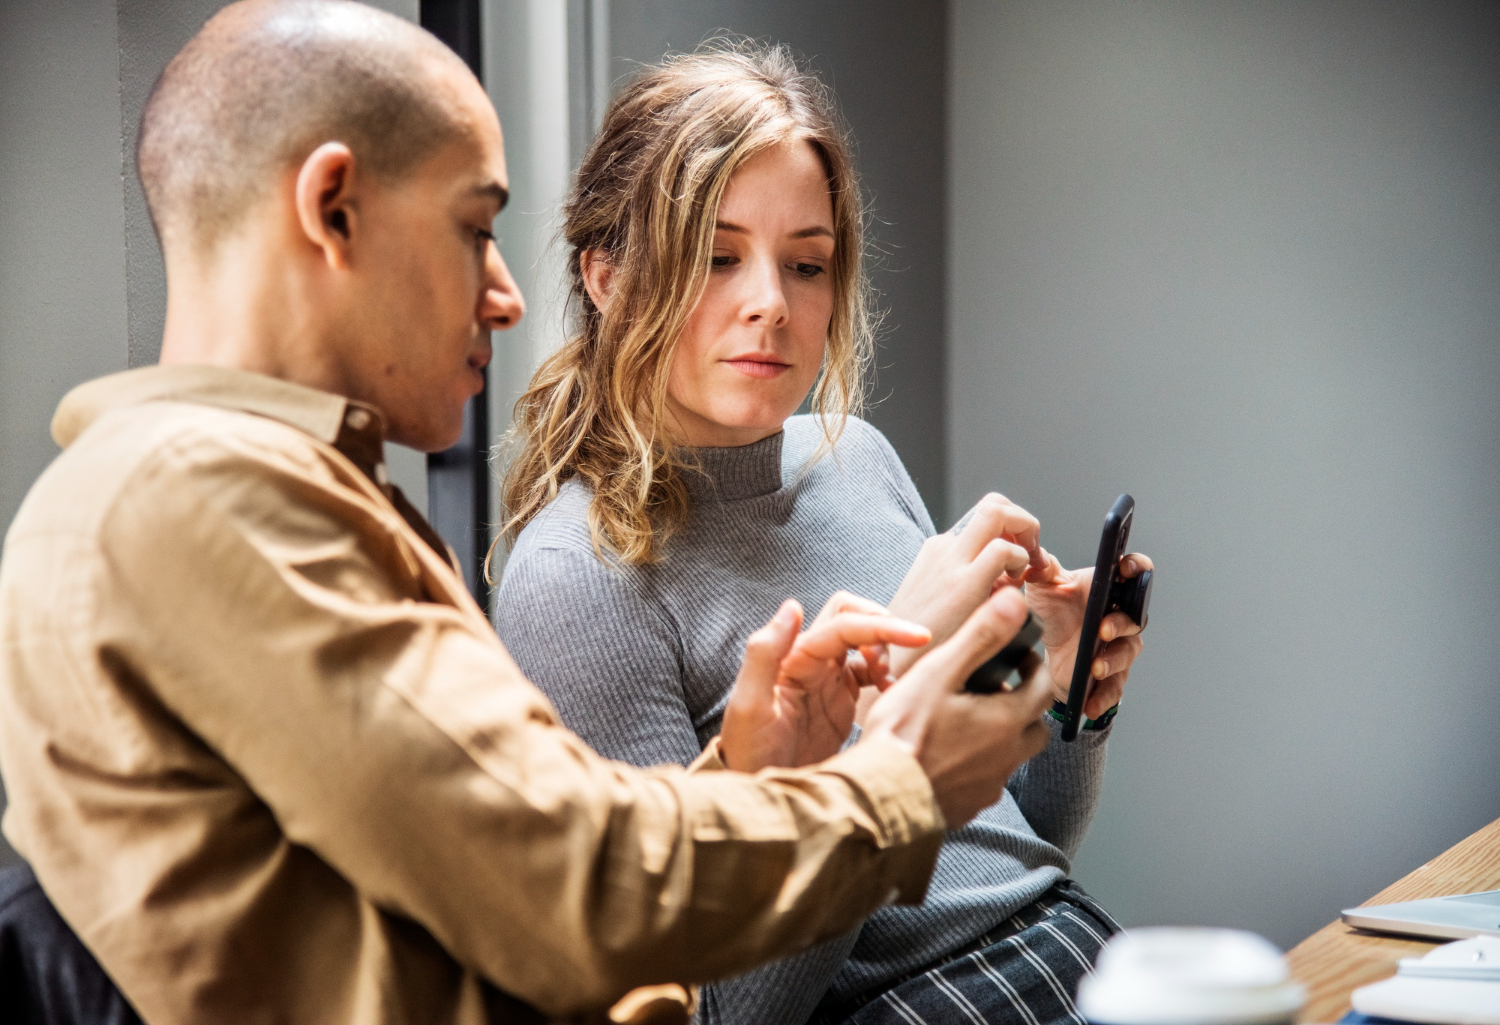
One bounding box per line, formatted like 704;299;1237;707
53;364;380;451
52;364;458;566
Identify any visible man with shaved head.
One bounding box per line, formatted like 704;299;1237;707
0;3;1055;1023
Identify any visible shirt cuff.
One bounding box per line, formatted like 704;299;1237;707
822;734;945;844
687;736;728;773
816;734;945;904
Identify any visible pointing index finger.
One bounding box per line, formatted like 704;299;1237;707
795;613;932;661
957;494;1044;567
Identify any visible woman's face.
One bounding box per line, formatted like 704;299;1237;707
665;139;836;448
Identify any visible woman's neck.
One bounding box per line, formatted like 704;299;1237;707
680;428;786;502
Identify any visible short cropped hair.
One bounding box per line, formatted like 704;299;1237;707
138;0;466;254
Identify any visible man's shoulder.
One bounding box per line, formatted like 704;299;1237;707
9;399;349;548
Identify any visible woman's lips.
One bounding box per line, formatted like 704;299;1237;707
724;358;791;380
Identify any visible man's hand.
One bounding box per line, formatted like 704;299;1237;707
885;494;1046;677
1023;551;1153;719
720;592;931;773
862;587;1053;827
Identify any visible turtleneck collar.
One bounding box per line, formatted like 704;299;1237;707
681;430;785;503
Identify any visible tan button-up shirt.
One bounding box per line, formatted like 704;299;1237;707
0;366;944;1025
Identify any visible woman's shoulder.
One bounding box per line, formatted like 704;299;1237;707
499;479;668;625
506;479;605;568
785;414;935;534
784;412;898;465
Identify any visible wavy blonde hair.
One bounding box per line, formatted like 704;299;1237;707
496;42;874;568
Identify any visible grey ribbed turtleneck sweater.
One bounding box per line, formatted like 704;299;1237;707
497;416;1109;1025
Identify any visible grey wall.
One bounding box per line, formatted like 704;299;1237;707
949;0;1500;949
1;0;129;536
610;0;951;519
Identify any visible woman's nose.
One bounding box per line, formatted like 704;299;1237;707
480;244;526;331
742;255;789;328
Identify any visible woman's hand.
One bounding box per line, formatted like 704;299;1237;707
1024;551;1153;719
885;493;1046;678
720;592;931;772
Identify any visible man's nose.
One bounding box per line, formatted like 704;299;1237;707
742;254;789;328
480;244;526;331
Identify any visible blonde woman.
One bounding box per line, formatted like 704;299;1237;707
496;45;1151;1025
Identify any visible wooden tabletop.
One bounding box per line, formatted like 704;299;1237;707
1285;815;1500;1022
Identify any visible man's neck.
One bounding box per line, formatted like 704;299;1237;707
157;230;348;399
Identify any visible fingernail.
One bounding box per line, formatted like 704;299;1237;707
1101;623;1115;641
1093;659;1108;678
775;603;797;626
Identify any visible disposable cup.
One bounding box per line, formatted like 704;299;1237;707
1078;927;1306;1025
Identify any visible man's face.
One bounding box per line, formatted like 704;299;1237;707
342;73;523;451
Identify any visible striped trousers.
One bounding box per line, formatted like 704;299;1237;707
812;881;1120;1025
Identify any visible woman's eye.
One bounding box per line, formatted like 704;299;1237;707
710;254;737;269
474;228;496;249
792;262;826;279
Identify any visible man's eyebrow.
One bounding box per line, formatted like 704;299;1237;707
714;220;834;240
473;182;509;211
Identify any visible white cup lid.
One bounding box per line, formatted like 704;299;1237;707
1078;927;1306;1025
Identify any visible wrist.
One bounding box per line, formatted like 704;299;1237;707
859;724;918;761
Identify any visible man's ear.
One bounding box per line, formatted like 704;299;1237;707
580;248;614;312
295;142;359;269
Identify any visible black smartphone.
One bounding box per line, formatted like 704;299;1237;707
964;612;1044;694
1061;493;1152;741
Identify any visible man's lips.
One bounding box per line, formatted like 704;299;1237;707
464;345;492;394
723;356;791;380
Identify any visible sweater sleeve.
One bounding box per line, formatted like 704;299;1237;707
1006;716;1110;861
498;540;865;1025
851;420;1110;861
496;543;702;768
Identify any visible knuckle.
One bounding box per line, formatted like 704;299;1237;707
970;602;1005;639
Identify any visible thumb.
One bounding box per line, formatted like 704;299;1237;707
735;600;803;701
906;587;1029;694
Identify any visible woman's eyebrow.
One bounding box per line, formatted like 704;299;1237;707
714;220;834;240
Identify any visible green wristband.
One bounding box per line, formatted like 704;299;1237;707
1047;700;1119;732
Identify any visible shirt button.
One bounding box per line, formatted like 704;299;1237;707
345;408;371;430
